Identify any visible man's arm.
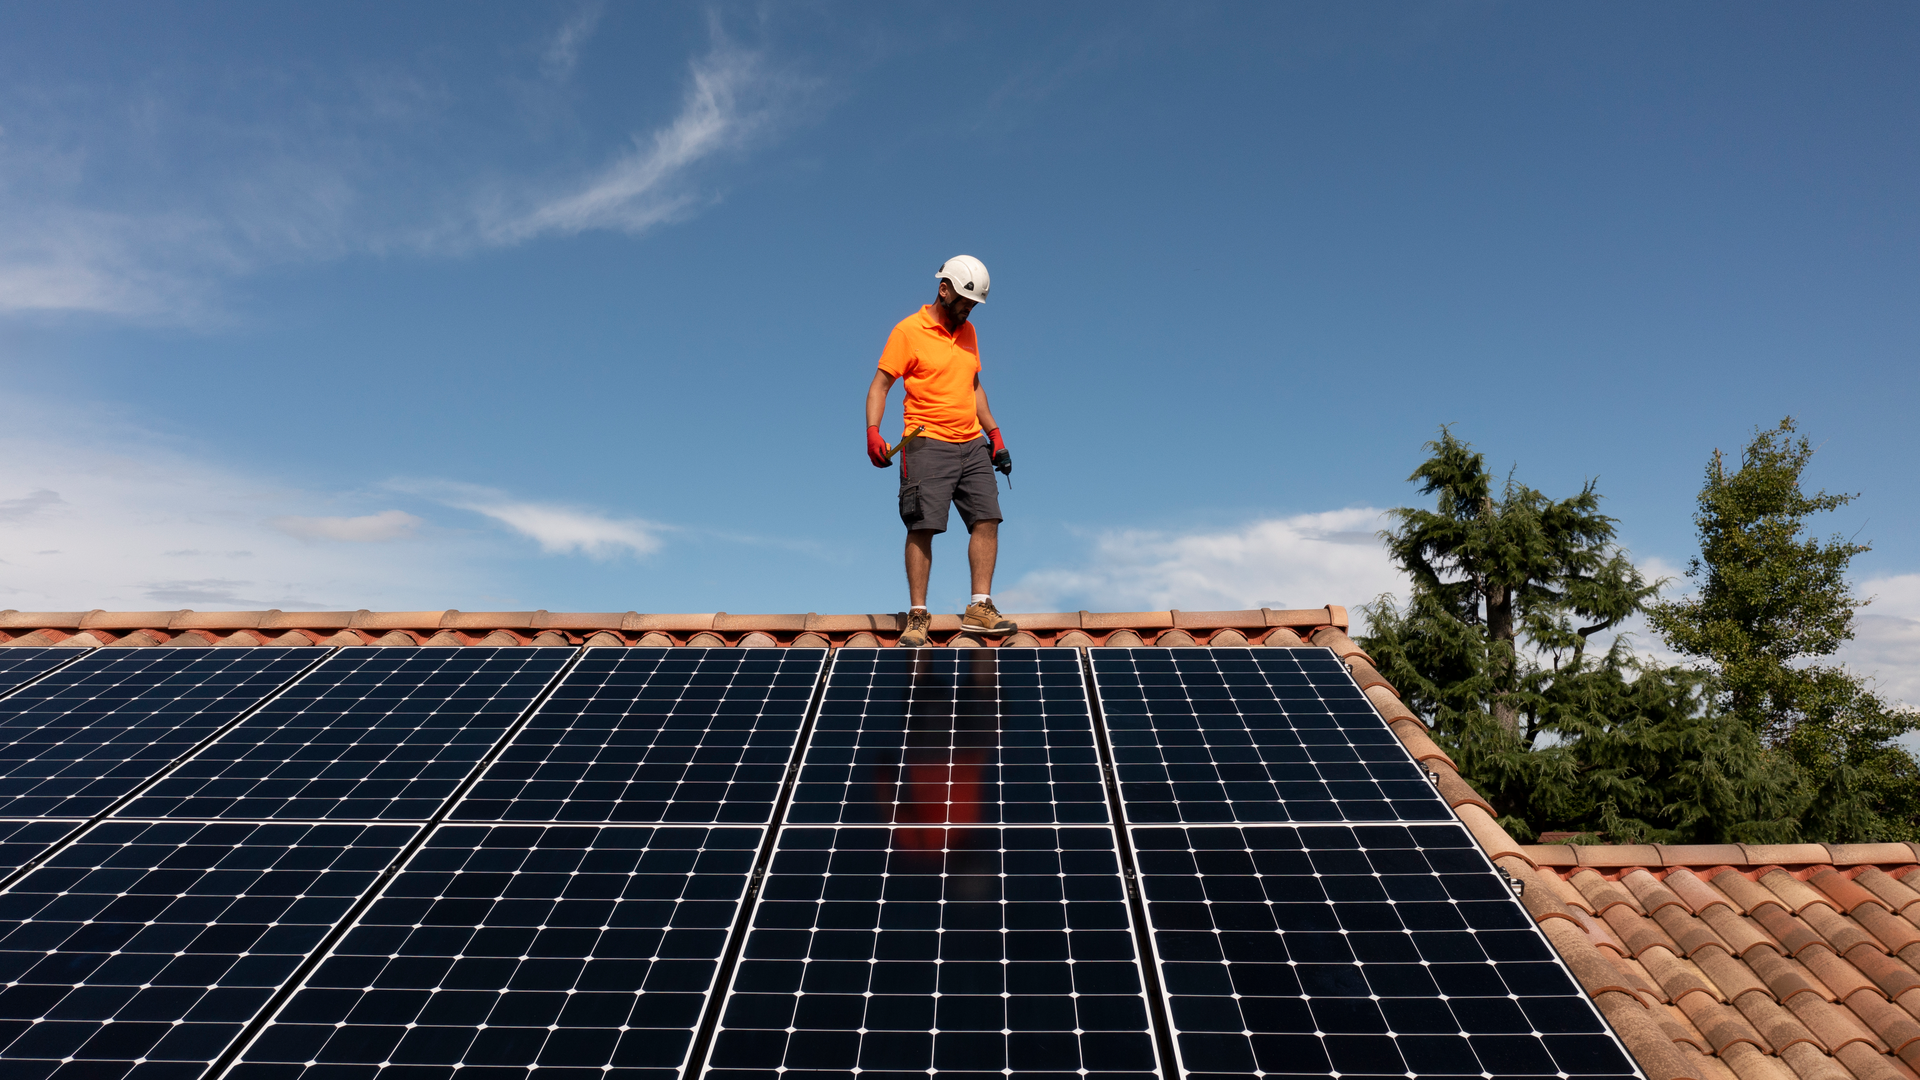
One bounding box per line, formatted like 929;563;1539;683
865;369;897;467
867;369;897;428
976;375;1011;476
974;374;997;433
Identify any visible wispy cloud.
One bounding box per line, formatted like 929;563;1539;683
1000;509;1408;625
269;510;423;543
407;481;663;559
0;22;804;320
542;3;605;81
481;39;786;244
0;398;466;610
1843;573;1920;708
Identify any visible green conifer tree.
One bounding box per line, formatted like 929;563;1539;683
1363;429;1803;843
1649;418;1920;842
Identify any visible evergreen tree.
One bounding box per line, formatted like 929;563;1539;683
1650;418;1920;842
1363;429;1804;843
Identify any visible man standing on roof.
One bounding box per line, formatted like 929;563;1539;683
865;255;1017;649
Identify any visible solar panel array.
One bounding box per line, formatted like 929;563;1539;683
0;648;79;696
792;649;1105;826
0;651;315;818
456;649;825;825
1089;648;1451;824
0;643;1638;1080
123;648;570;821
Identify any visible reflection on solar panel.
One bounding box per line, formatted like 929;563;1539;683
455;649;825;825
0;819;415;1080
1091;648;1450;824
0;650;316;818
0;649;78;696
790;649;1105;827
121;649;571;821
233;824;760;1080
1135;823;1634;1080
705;826;1159;1080
0;819;81;878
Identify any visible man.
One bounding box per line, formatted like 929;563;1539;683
865;255;1016;648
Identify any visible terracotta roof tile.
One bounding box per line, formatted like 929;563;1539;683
1103;629;1145;646
1775;1041;1854;1080
1803;903;1888;955
1153;629;1198;647
1205;628;1249;646
1680;994;1773;1052
1787;991;1888;1053
1733;990;1827;1053
1826;846;1920;868
1833;1041;1910;1080
1574;869;1643;914
1541;917;1646;994
1857;870;1920;919
1802;947;1883;1000
1594;989;1697;1080
1385;718;1454;768
1845;945;1920;1001
1749;946;1828;1003
1699;946;1776;1001
1705;907;1784;957
1659;905;1740;956
1581;844;1669;868
1669;869;1742;913
1261;626;1306;646
1844;990;1920;1060
1747;846;1844;867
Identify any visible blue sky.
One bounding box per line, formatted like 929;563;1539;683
0;3;1915;693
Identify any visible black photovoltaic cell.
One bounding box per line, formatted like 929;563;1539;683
120;648;571;821
0;819;82;878
789;649;1105;827
0;650;315;819
0;818;415;1080
706;826;1160;1080
1134;823;1636;1080
232;823;761;1080
1091;648;1451;824
0;649;77;696
454;648;825;824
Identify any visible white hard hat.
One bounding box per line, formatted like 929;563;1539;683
935;255;990;303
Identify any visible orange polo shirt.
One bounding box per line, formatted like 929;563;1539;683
877;305;982;444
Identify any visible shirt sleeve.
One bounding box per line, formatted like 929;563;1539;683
876;324;913;378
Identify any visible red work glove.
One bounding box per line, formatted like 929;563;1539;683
987;428;1011;476
867;426;891;468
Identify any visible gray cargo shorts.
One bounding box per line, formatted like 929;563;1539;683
898;434;1002;534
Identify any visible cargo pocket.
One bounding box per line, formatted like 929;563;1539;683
898;445;921;525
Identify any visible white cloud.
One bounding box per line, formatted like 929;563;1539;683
0;28;801;320
1842;573;1920;708
1000;509;1408;624
269;510;423;543
420;483;663;559
0;399;468;610
542;3;605;81
481;41;783;245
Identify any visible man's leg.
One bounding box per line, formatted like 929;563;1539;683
968;520;998;597
905;530;935;609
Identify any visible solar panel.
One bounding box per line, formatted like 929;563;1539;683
1134;823;1636;1080
453;648;826;825
703;825;1161;1080
1090;648;1451;824
230;823;762;1080
0;650;317;819
0;819;82;878
788;649;1106;827
0;818;416;1080
0;648;80;696
120;648;572;822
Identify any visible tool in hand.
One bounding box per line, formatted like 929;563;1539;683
885;425;927;463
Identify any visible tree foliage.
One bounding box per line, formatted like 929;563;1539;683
1362;428;1804;844
1650;418;1920;842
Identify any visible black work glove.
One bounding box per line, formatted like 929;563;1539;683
987;428;1012;477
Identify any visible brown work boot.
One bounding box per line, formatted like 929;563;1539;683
897;609;932;648
961;599;1017;636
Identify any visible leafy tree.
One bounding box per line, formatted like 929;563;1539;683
1362;429;1804;843
1650;418;1920;842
